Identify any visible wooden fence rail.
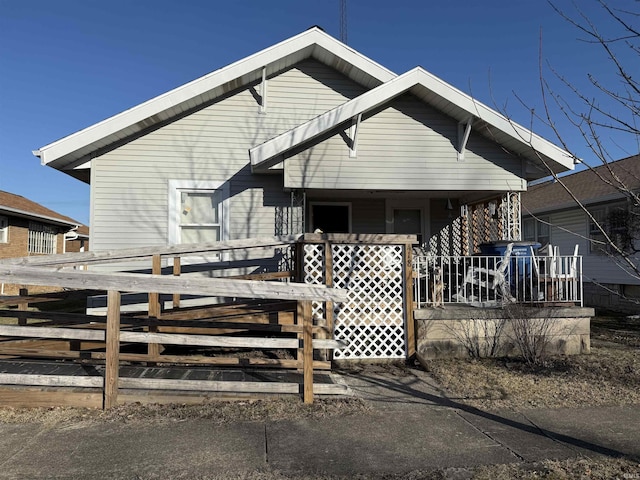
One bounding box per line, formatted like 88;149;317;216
0;294;340;407
0;236;350;407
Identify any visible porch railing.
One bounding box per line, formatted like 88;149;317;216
413;253;583;307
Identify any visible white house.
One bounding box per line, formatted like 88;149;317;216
522;154;640;314
34;27;573;263
31;27;585;360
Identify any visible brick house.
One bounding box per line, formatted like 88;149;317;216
0;190;87;294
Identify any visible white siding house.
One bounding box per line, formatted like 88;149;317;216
522;155;640;314
35;27;574;270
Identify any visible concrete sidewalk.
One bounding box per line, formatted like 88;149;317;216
0;368;638;479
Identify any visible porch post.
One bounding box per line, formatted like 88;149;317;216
404;242;416;357
322;241;334;361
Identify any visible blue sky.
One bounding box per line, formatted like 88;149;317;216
0;0;635;226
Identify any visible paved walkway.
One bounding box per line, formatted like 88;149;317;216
0;366;638;479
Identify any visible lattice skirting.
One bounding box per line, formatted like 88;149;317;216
303;243;407;360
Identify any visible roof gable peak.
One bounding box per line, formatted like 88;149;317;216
35;27;396;175
250;67;574;177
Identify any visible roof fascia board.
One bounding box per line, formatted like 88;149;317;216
0;206;79;228
250;67;574;172
415;68;573;171
35;28;396;169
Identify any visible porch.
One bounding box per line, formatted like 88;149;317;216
298;233;586;362
413;248;583;308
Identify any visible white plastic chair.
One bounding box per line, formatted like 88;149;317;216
549;244;579;301
455;243;515;305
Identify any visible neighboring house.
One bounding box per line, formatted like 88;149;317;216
521;154;640;314
34;27;574;268
65;224;90;253
0;190;86;294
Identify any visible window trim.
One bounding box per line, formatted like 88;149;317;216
168;180;229;260
0;216;7;243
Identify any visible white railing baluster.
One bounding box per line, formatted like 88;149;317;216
412;253;582;307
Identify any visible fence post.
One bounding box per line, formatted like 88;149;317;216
18;287;28;326
404;243;416;358
295;240;304;369
172;257;181;309
104;290;121;409
148;254;162;359
299;300;314;404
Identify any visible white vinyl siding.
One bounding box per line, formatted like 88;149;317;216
284;93;526;191
542;207;640;286
90;60;365;254
28;222;57;254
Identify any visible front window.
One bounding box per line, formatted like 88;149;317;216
28;222;57;254
589;203;637;254
168;181;229;257
309;203;351;233
179;190;223;244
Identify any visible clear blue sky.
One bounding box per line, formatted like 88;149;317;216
0;0;634;226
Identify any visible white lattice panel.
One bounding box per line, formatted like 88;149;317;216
331;244;406;359
303;244;325;321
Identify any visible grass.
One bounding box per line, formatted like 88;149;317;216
422;315;640;410
0;397;371;427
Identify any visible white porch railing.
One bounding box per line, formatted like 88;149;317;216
413;254;583;307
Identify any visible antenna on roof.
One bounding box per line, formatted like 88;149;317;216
340;0;348;44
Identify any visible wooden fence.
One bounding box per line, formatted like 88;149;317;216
0;236;348;407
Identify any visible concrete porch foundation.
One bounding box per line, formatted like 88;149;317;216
414;306;594;360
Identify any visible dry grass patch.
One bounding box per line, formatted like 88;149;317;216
474;456;640;480
423;316;640;410
104;457;640;479
0;397;370;427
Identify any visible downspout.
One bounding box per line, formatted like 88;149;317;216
64;226;80;254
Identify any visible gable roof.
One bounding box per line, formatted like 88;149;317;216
522;154;640;215
33;27;395;180
250;67;574;178
0;190;80;228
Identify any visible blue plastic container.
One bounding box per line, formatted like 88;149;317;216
478;241;541;299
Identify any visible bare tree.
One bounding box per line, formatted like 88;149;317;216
513;1;640;296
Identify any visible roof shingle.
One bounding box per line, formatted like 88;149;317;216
0;190;81;226
522;155;640;215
